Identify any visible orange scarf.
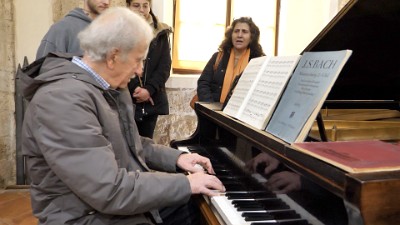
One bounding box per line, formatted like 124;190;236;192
220;48;250;103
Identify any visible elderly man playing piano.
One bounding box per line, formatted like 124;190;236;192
20;7;224;225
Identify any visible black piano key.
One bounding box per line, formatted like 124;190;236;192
270;210;301;220
226;191;276;199
243;211;301;220
221;179;241;184
256;199;290;208
226;190;271;194
212;165;230;170
233;200;264;207
226;180;267;192
186;146;206;154
233;199;288;207
209;159;221;165
247;183;271;191
217;175;247;181
242;212;274;221
215;170;233;176
219;180;242;185
237;206;266;211
233;200;290;211
225;184;247;191
187;147;217;160
250;219;310;225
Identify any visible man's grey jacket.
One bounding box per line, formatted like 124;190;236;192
19;53;191;225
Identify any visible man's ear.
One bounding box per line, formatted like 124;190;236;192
106;48;120;69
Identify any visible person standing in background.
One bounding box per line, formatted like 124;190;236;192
197;17;265;104
36;0;110;59
127;0;172;139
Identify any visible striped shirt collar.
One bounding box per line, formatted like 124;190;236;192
72;56;110;90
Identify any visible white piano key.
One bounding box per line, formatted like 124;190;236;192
177;146;190;153
211;195;255;225
278;194;324;225
211;195;307;225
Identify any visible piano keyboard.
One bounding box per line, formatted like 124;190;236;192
178;145;324;225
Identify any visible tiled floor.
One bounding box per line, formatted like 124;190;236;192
0;187;37;225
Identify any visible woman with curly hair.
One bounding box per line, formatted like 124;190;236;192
197;17;265;104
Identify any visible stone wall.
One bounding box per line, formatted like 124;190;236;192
53;0;126;22
0;0;16;188
154;88;197;146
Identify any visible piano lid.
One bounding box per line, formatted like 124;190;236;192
302;0;400;105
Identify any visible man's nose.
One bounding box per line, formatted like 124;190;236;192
134;65;144;77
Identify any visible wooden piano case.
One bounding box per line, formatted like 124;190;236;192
181;103;400;225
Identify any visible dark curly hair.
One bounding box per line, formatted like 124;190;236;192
219;17;264;56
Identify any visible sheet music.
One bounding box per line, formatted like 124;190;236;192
266;50;353;143
239;56;301;129
223;56;269;118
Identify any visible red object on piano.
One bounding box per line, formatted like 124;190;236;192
293;140;400;173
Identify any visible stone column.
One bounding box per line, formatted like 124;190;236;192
0;0;16;188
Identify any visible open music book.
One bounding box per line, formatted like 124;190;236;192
223;55;301;129
223;50;352;143
266;50;352;143
293;140;400;173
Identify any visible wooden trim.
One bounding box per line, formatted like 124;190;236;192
274;0;281;56
226;0;232;27
194;196;221;225
172;68;202;74
171;0;181;70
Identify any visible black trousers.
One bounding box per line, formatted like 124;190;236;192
136;114;158;139
158;198;201;225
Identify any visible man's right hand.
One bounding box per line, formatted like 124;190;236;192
186;172;225;197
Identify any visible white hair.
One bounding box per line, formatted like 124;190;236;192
78;7;153;61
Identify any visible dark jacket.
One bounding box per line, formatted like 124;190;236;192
197;49;262;102
128;21;172;119
19;53;191;225
36;8;91;59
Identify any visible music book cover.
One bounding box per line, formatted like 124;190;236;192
293;140;400;173
222;55;301;129
265;50;352;143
